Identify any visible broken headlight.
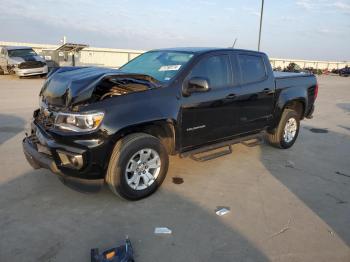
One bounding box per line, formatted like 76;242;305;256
54;112;104;132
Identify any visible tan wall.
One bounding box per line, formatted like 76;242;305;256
1;41;349;70
270;58;350;70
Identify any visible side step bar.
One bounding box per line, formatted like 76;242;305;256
180;133;264;161
190;145;232;162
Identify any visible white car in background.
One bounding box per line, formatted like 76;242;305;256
0;46;48;77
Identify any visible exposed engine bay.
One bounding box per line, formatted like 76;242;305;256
40;67;161;108
93;75;158;101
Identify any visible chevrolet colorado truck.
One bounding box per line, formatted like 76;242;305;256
0;46;48;77
23;48;317;200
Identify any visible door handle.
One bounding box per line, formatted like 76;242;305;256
263;88;274;94
226;93;236;99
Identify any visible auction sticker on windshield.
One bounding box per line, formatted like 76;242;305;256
159;65;181;71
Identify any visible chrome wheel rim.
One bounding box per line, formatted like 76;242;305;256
283;117;297;143
125;148;161;190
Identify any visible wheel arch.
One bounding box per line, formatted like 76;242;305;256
270;97;306;132
112;119;177;155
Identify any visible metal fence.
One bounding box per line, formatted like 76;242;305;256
1;41;349;70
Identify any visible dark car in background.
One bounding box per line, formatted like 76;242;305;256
0;46;48;77
339;66;350;77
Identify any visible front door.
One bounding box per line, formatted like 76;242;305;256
180;53;239;149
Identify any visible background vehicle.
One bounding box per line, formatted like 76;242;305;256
0;46;48;77
23;48;318;200
339;66;350;77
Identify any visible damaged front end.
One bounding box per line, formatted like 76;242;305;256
40;67;161;110
37;67;161;133
23;67;162;191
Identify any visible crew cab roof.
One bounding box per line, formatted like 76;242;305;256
151;47;266;55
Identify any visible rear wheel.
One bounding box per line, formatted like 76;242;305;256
106;133;169;200
266;109;300;149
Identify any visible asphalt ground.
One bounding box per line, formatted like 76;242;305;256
0;74;349;261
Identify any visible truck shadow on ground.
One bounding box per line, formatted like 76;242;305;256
0;114;25;145
1;126;349;261
337;103;350;113
0;170;268;262
258;125;350;246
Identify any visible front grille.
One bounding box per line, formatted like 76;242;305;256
35;110;55;130
18;61;45;69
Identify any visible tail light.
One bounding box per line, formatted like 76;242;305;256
314;82;318;99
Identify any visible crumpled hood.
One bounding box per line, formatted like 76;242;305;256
9;55;45;65
40;67;158;108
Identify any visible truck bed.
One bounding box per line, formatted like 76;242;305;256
273;71;311;79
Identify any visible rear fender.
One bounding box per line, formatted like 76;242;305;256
270;86;307;130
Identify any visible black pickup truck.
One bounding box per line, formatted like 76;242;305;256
23;48;317;200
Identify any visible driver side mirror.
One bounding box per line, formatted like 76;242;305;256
183;77;210;96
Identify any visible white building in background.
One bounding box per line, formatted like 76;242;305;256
1;41;349;70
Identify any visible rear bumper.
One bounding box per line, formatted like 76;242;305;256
15;65;48;76
22;124;106;192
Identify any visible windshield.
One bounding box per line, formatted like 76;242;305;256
120;51;194;82
8;49;37;57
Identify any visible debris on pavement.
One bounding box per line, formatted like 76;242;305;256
269;218;292;239
215;207;230;216
172;177;184;184
325;193;348;204
154;227;172;234
91;238;134;262
285;160;295;168
335;171;350;178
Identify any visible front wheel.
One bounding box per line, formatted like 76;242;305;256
106;133;169;200
266;109;300;149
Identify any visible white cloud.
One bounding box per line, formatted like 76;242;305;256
296;0;313;10
331;1;350;14
295;0;350;14
242;7;260;17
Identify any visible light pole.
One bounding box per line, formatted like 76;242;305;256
258;0;264;51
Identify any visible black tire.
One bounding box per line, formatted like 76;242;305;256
106;133;169;200
266;109;300;149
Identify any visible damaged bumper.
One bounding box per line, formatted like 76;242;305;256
22;123;107;192
15;65;48;77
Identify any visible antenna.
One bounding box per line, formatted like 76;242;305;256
232;38;238;48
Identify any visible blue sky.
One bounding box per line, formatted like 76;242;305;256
1;0;349;60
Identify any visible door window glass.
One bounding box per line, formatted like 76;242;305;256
238;54;266;84
188;55;231;89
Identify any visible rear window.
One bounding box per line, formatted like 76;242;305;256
238;54;266;84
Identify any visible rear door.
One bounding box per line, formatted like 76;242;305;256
235;53;275;134
180;52;240;149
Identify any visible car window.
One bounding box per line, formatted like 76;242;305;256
8;49;37;57
188;55;231;89
238;54;266;84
